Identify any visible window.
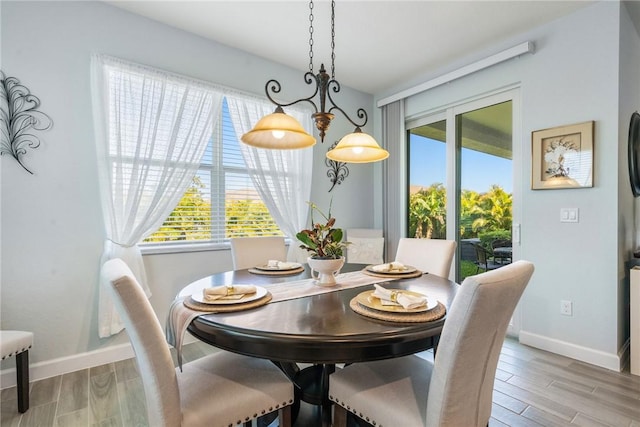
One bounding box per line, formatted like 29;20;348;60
96;55;312;255
143;98;283;246
94;54;312;336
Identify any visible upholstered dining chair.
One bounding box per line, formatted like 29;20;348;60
102;258;294;427
230;236;287;270
329;260;534;427
0;330;33;413
345;228;384;264
394;238;457;278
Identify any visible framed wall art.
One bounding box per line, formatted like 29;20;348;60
531;121;594;190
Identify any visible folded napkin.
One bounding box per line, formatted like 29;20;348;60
267;260;299;269
371;284;427;309
166;296;200;371
204;285;256;302
371;261;408;273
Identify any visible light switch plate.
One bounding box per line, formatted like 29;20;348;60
560;208;579;223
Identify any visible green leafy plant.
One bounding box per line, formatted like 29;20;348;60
296;201;349;259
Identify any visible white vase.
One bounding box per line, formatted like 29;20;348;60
307;256;345;287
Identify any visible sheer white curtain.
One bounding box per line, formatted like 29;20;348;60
91;55;223;337
226;94;314;263
382;100;405;262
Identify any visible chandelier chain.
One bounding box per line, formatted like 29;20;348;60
308;0;314;73
330;0;336;79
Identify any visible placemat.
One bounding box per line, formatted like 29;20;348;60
248;267;305;276
184;293;272;313
350;297;446;323
362;268;424;279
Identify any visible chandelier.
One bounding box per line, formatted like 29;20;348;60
241;0;389;163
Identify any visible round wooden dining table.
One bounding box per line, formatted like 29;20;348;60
178;263;459;426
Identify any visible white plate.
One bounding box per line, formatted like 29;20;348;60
191;286;268;305
254;262;302;271
366;264;418;275
355;289;437;313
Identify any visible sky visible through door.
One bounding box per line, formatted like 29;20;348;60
409;135;512;193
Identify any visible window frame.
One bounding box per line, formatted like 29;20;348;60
139;97;288;255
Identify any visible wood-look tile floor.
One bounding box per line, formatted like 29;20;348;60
1;337;639;427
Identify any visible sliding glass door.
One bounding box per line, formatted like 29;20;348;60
407;90;518;283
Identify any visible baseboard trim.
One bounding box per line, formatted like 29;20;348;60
1;342;135;389
5;332;626;389
520;331;624;372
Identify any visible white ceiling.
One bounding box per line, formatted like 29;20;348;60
107;1;593;95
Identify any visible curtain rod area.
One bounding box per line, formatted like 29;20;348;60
376;41;535;108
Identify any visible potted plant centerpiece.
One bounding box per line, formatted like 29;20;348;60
296;201;349;286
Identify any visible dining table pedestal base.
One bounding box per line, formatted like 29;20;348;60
276;362;336;426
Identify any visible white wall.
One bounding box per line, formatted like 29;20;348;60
375;1;629;370
0;0;375;379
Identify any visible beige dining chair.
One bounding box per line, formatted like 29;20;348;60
345;228;384;264
0;330;33;413
394;237;457;278
230;236;287;270
329;260;534;427
102;258;294;427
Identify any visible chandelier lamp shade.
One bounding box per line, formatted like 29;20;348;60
327;128;389;163
240;0;389;163
240;106;316;149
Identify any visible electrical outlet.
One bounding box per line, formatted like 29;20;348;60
560;300;572;316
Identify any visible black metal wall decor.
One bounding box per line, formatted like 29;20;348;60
326;140;349;192
0;71;53;174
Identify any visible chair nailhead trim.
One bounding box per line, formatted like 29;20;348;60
332;401;382;427
1;345;31;360
229;402;293;426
